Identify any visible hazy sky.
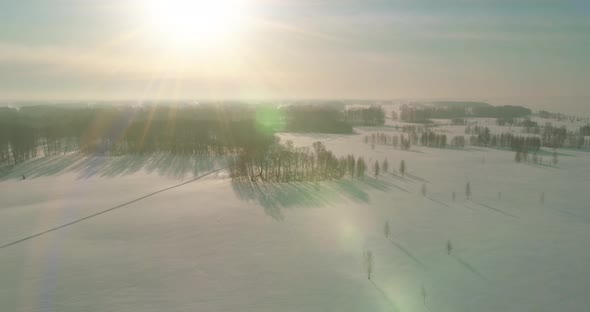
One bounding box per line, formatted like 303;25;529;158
1;0;589;101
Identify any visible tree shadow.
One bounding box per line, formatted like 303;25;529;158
231;178;393;220
0;154;226;181
369;280;401;312
406;173;429;183
427;196;450;208
388;238;428;270
452;255;488;281
474;202;519;219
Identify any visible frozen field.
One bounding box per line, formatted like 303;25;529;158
1;126;589;312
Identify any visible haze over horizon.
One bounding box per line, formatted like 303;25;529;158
1;0;589;109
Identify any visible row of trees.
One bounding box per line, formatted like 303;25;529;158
0;105;277;165
230;141;369;182
363;133;412;150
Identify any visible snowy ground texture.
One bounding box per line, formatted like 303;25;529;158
1;123;590;312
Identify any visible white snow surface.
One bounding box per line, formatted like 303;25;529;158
1;127;590;312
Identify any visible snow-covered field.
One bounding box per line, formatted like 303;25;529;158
1;125;590;312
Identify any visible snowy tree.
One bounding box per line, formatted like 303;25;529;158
465;182;471;200
364;250;374;280
399;160;406;176
384;221;390;239
356;157;366;178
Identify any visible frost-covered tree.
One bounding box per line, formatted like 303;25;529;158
364;250;374;280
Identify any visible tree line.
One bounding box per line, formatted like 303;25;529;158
399;104;531;123
282;105;385;133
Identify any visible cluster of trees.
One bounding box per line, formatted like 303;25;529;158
0;104;277;165
450;136;466;148
344;106;385;126
363;129;450;150
468;133;542;151
230;141;368;182
471;123;590;150
420;131;447;148
363;132;412;150
515;149;558;166
541;124;589;149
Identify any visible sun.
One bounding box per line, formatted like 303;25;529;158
145;0;250;46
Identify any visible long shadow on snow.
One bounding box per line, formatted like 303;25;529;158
231;177;393;220
452;254;488;281
369;280;401;312
473;202;520;219
388;238;428;270
0;153;225;181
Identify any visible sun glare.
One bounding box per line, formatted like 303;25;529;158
145;0;250;46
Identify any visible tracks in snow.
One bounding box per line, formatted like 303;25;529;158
0;167;227;250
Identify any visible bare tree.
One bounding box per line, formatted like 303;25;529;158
374;160;380;178
364;250;374;280
446;240;453;255
399;160;406;176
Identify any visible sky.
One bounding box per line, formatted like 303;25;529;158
0;0;589;102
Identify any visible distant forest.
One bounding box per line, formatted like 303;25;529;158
399;102;531;123
283;104;385;133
